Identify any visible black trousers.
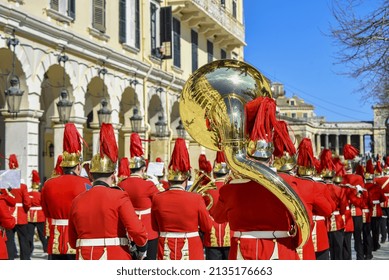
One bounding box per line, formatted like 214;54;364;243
6;224;31;260
205;246;230;260
362;222;373;259
352;216;364;260
145;238;158;260
371;217;382;251
342;231;352;260
328;229;344;260
315;249;329;260
380;208;389;242
49;254;76;260
27;222;48;254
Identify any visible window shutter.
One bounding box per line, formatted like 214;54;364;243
93;0;106;32
119;0;126;43
191;30;198;72
172;18;180;67
50;0;59;11
68;0;76;20
135;0;140;49
160;6;172;59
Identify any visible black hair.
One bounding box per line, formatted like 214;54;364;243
62;166;78;174
91;172;114;180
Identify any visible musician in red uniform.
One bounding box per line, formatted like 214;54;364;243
211;97;305;260
151;138;212;260
68;123;148;260
376;159;389;243
118;133;160;260
41;123;90;260
202;151;231;260
5;154;32;260
273;126;333;260
341;144;365;260
27;170;47;254
0;196;15;259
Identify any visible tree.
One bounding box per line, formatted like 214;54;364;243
330;0;389;104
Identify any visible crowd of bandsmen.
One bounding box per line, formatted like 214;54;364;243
1;96;389;260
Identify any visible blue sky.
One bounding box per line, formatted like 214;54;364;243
243;0;374;122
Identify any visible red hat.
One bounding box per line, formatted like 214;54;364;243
156;157;163;162
90;123;118;173
8;154;18;169
198;154;212;174
52;155;64;177
319;149;335;178
343;144;359;160
168;138;191;181
118;157;130;181
245;97;279;159
31;170;40;189
365;159;374;180
129;133;146;169
375;160;383;175
355;163;365;178
333;157;345;183
213;151;229;175
385;156;389;168
61;123;85;167
296;138;316;176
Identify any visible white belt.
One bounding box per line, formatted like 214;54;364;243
362;209;370;213
332;211;340;215
29;206;42;211
15;203;23;207
135;208;151;215
313;215;325;221
385;193;389;197
373;200;380;204
233;230;291;239
76;237;129;247
160;231;199;238
346;206;350;210
51;219;69;226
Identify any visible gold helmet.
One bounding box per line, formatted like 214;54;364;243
129;133;146;169
213;151;230;175
89;123;118;173
319;149;335;179
31;170;40;190
296;138;316;177
168;138;191;181
365;159;374;181
61;123;85;167
272;120;297;172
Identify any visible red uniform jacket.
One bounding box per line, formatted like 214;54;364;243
0;198;15;259
342;174;364;217
27;190;45;223
9;184;31;225
203;179;231;248
41;174;90;255
119;174;160;240
279;173;333;260
365;181;387;217
326;182;347;232
211;179;300;260
68;185;148;260
151;185;212;260
375;176;389;208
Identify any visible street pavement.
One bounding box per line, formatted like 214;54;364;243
16;236;389;260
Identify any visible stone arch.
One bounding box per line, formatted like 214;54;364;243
170;100;180;137
148;93;163;135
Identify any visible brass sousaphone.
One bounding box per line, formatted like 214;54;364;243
179;59;310;248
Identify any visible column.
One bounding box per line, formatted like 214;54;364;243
325;134;329;149
316;134;321;155
347;134;351;145
3;110;43;188
335;134;339;155
359;134;364;156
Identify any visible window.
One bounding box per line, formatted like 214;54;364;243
221;49;227;59
291;113;296;118
150;2;160;58
119;0;140;49
220;0;225;7
290;100;295;106
207;40;213;63
173;18;181;68
232;0;237;19
49;0;75;20
191;30;198;72
303;113;308;119
93;0;106;32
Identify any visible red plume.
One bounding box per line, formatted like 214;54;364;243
273;120;296;158
99;123;118;163
8;154;19;169
297;138;315;168
31;170;40;184
385;156;389;168
343;144;359;160
215;151;226;164
366;159;374;174
156;157;162;162
355;164;365;178
63;123;84;154
118;157;130;177
319;149;335;171
169;138;191;172
130;133;144;158
199;154;212;173
375;160;383;174
53;155;63;176
245;97;278;142
333;157;345;177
